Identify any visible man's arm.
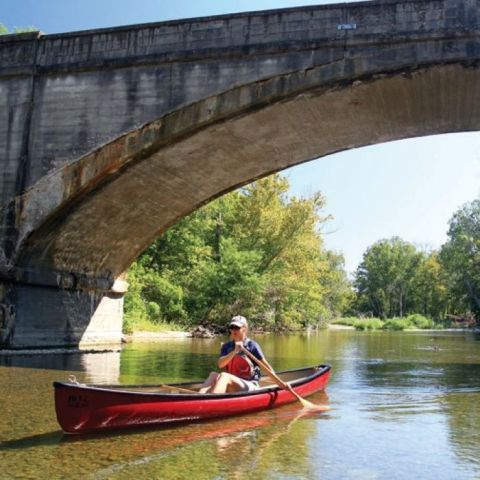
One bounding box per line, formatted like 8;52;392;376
249;341;274;371
217;342;242;369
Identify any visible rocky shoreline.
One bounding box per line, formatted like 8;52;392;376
123;325;218;341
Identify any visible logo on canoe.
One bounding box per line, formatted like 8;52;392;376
67;394;89;408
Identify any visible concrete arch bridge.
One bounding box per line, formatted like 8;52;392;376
0;0;479;347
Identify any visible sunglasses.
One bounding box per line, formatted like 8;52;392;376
229;325;241;331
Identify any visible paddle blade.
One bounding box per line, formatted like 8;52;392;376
288;386;330;411
300;399;331;412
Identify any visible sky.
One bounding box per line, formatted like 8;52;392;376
1;0;479;273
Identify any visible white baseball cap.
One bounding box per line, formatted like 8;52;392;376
230;315;248;328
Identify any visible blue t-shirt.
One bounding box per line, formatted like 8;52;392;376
220;338;264;382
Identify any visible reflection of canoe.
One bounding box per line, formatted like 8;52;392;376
54;365;331;434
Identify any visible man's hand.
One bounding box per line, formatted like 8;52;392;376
217;341;245;369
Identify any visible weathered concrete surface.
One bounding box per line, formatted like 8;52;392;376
7;285;124;348
0;0;479;347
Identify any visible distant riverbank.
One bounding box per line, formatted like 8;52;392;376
124;331;192;342
328;324;355;330
122;313;479;342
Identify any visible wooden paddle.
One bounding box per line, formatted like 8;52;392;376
160;384;198;394
240;346;330;411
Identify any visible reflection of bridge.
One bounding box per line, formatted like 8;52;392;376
1;0;479;347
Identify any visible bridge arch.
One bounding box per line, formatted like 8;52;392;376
16;61;480;284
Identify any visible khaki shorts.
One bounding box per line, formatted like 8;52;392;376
236;378;260;392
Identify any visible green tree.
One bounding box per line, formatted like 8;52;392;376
320;251;355;318
354;237;423;318
125;174;352;331
410;252;449;320
440;199;480;319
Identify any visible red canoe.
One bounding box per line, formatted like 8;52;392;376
54;364;331;434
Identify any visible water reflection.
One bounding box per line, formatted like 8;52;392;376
0;350;121;384
1;331;480;479
443;392;480;468
81;352;121;383
1;393;327;480
84;402;325;480
355;362;480;392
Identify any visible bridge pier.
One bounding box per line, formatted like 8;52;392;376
0;278;124;349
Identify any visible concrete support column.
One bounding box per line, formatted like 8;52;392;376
0;281;124;349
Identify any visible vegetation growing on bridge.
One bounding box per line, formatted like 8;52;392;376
0;23;38;34
124;177;479;333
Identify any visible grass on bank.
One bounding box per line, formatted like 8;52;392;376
123;313;186;334
124;313;440;334
331;314;441;331
124;314;438;335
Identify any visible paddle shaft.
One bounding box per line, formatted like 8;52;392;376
240;346;309;405
160;384;198;394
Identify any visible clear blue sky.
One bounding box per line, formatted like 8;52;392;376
2;0;479;273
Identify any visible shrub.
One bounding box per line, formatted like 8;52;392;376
142;275;187;322
122;314;135;334
331;317;358;327
354;318;383;330
406;314;435;329
384;318;412;330
146;301;162;320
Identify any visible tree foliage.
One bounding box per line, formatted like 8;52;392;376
410;252;448;320
440;199;480;318
125;174;352;331
354;237;424;318
125;175;478;330
353;199;479;323
353;237;453;321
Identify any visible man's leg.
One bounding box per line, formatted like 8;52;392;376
210;372;248;393
198;372;220;393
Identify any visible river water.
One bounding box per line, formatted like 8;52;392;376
1;330;480;479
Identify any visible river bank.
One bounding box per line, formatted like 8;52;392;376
124;322;478;341
124;331;193;341
125;324;344;340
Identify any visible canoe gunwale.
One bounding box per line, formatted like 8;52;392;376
53;364;331;400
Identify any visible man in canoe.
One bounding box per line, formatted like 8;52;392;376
199;315;273;394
